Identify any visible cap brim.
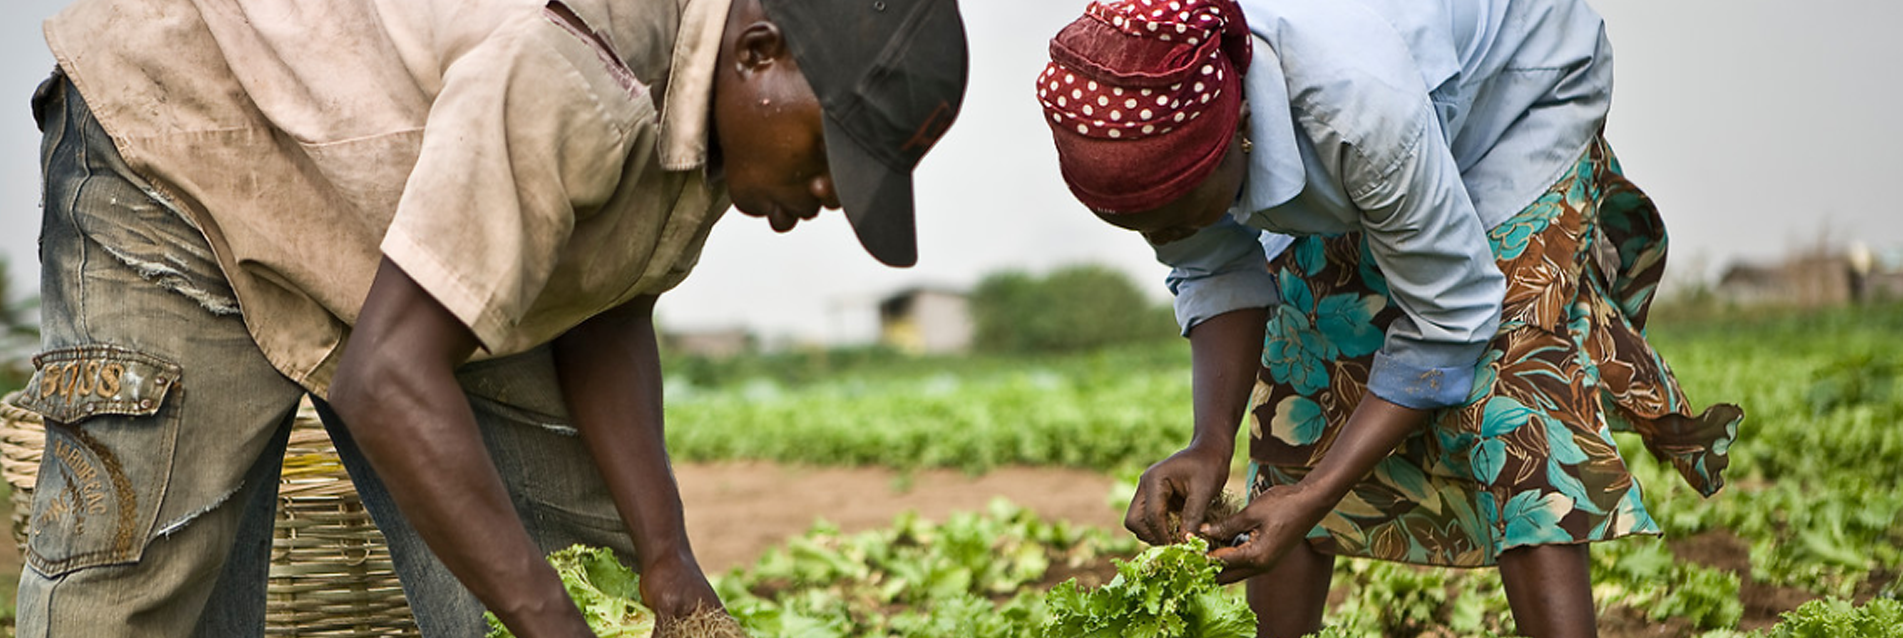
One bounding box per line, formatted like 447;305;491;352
823;116;918;268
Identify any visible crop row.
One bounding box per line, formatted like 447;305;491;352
511;500;1900;637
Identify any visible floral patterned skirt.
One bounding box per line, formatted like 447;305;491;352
1246;137;1744;567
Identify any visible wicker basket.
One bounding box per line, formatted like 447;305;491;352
1;391;418;636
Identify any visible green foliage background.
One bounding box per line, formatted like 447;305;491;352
0;258;38;395
968;264;1177;354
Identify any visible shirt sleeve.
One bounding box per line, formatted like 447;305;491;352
1347;103;1505;410
1155;215;1282;336
379;13;646;351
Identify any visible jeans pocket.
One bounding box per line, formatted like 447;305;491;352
17;344;182;576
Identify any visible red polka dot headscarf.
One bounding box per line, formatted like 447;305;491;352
1038;0;1252;214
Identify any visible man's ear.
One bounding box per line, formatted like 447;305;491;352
731;21;790;72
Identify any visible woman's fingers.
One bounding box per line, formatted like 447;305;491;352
1176;480;1218;543
1203;485;1331;584
1208;533;1271;584
1123;473;1174;545
1126;449;1234;546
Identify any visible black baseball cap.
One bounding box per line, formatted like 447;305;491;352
760;0;970;267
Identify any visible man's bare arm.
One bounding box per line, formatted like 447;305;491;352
330;258;591;637
550;294;721;618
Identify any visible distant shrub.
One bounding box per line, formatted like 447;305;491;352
970;264;1175;354
0;258;39;395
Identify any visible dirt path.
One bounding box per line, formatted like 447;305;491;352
675;462;1124;573
0;462;1123;582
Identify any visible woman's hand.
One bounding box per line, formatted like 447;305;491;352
1124;443;1235;546
1200;482;1332;584
1199;396;1431;583
1125;307;1271;546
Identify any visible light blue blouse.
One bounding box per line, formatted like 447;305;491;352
1155;0;1614;409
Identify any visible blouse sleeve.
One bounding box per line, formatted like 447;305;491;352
1241;0;1506;409
1344;102;1505;409
1155;215;1283;336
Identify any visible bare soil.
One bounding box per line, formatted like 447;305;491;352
0;462;1123;583
674;461;1123;573
1667;529;1815;631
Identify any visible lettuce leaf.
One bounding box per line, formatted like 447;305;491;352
1039;537;1255;638
484;545;656;638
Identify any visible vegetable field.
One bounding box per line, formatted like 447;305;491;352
655;302;1903;636
0;303;1896;636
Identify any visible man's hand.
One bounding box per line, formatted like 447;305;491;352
1124;443;1234;546
637;552;723;621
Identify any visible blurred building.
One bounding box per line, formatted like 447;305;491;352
1716;242;1903;306
877;287;972;355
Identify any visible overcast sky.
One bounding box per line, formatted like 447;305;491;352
3;0;1899;344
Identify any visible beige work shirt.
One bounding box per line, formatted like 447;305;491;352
43;0;734;394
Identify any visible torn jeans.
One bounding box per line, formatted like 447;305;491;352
16;71;638;637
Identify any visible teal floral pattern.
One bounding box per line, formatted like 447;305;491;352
1248;137;1744;567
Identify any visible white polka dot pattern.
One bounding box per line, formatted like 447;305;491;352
1037;0;1243;141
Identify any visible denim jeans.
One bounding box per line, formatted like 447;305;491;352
17;70;638;637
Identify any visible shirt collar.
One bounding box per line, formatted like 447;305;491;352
657;0;732;171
